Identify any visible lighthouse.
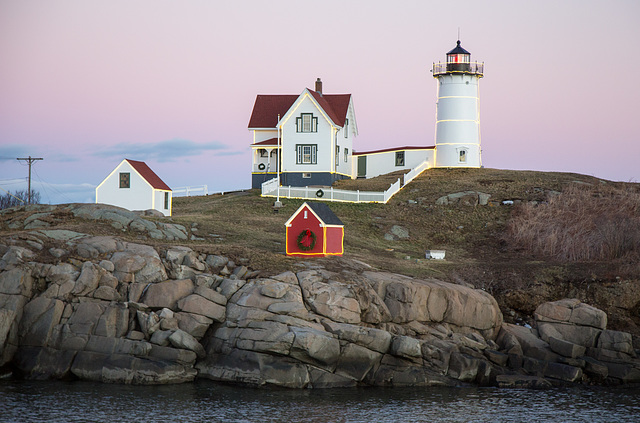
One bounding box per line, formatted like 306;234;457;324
433;40;484;168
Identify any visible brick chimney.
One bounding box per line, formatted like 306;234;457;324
315;78;322;96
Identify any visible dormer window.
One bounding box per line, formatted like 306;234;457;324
296;113;318;133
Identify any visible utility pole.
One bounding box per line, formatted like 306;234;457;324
16;156;43;204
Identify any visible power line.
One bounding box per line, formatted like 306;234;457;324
32;166;75;204
16;156;43;204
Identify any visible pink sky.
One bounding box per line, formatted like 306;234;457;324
1;0;639;204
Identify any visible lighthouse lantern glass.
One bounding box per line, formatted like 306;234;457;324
448;53;470;64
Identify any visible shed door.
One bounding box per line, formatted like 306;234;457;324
357;156;367;178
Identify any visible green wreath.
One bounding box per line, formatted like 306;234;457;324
297;229;317;251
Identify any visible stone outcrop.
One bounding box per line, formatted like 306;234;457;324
492;299;640;387
1;204;639;388
436;191;491;206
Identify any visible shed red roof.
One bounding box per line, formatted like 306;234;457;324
248;90;351;128
125;159;172;191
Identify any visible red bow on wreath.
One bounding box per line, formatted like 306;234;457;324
299;230;313;248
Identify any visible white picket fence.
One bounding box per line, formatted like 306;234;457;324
262;179;401;203
261;160;430;204
173;185;208;197
403;160;430;185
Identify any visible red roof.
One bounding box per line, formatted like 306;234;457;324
248;95;298;128
248;90;351;128
308;91;351;127
252;138;280;146
353;146;435;156
125;159;172;191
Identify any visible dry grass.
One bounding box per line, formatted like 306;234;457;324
170;168;635;280
506;183;640;262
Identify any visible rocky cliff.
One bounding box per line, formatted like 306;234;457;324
1;204;639;387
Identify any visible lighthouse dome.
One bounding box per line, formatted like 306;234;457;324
447;40;470;55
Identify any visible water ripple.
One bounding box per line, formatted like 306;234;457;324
1;380;639;423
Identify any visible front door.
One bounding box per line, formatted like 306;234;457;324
357;156;366;178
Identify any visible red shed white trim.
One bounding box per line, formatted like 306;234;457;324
285;202;344;257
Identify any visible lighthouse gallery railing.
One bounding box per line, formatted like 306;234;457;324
432;62;484;76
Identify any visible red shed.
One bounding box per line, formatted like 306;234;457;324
285;202;344;257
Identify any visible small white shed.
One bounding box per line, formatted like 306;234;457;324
96;159;172;216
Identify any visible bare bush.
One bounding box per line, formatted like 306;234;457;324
505;183;640;262
0;189;41;210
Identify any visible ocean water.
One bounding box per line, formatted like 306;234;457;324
1;380;639;423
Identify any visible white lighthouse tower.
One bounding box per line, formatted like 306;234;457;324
433;40;484;168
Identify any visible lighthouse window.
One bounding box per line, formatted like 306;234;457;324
395;151;405;167
459;150;467;163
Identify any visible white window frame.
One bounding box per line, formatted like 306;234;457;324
344;118;349;138
395;151;405;167
344;148;348;163
458;149;467;163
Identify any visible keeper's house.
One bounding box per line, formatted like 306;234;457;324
95;159;172;216
248;79;435;189
285;202;344;257
249;78;357;189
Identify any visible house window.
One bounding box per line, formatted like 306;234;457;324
302;173;311;178
296;144;317;164
459;150;467;163
119;172;130;188
344;148;348;162
164;192;169;209
336;145;340;162
395;151;405;167
296;113;318;132
344;118;349;138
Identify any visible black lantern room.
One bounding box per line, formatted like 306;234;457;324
446;40;471;72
